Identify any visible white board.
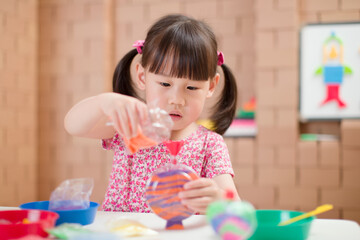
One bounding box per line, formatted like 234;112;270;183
300;22;360;120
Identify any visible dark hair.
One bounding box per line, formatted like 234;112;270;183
112;14;237;135
112;48;141;99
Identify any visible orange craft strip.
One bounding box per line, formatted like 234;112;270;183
123;129;158;154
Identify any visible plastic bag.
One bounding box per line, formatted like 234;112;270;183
142;107;173;143
49;178;94;210
145;140;200;230
48;223;121;240
121;107;173;154
107;218;158;237
47;223;92;239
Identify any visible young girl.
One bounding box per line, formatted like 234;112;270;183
64;14;240;214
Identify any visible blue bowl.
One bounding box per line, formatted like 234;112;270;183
19;201;99;226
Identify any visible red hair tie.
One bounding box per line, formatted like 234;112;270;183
217;51;224;66
133;40;145;54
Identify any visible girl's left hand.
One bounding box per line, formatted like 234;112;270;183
178;178;221;214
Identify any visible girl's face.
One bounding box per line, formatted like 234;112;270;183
136;63;219;136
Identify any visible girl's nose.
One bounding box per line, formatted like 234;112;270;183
168;89;185;106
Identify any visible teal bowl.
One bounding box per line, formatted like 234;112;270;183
248;210;315;240
20;201;99;226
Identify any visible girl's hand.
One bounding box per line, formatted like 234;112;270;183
178;178;222;214
98;93;148;139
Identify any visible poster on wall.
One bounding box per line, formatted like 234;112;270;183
300;22;360;120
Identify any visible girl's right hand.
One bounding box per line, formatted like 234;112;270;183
97;92;148;139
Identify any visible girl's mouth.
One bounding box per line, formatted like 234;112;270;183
169;113;182;121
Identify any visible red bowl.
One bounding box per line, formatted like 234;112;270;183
0;210;59;240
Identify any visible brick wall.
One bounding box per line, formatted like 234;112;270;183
37;0;112;203
237;0;360;223
0;0;38;205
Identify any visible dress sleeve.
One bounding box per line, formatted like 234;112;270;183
202;132;234;178
102;133;120;150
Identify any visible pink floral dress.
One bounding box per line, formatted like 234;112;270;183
101;125;234;212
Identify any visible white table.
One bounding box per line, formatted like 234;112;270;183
87;211;360;240
1;207;360;240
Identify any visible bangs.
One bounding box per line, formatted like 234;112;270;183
142;19;217;81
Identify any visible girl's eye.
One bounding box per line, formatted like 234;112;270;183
187;86;198;90
160;82;170;87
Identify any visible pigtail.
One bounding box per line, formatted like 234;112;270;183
112;48;139;98
211;63;238;135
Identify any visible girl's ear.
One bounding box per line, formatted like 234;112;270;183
207;73;220;98
136;63;146;90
